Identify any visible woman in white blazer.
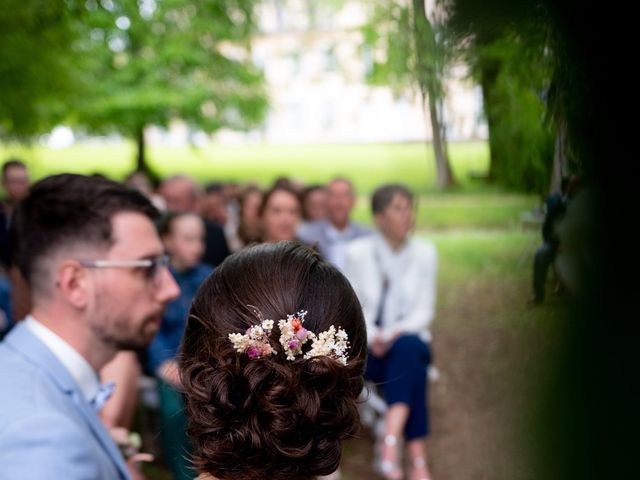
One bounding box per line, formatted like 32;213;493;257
345;184;437;480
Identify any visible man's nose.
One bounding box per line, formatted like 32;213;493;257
157;267;180;302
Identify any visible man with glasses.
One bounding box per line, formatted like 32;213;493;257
0;174;179;479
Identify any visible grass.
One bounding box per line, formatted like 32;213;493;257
0;141;491;194
353;193;539;229
425;229;537;286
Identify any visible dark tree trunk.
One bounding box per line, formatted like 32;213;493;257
412;0;456;189
133;126;159;184
136;126;146;172
479;63;501;183
549;120;568;194
426;92;455;188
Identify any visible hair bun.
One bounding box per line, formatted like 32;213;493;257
182;340;363;480
180;242;367;480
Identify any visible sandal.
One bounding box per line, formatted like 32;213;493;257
374;434;403;480
408;457;432;480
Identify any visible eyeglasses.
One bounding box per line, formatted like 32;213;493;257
79;254;170;286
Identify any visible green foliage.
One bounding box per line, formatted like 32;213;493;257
0;0;81;137
479;34;554;192
69;0;267;137
448;0;557;193
361;0;450;99
362;1;414;95
0;0;267;144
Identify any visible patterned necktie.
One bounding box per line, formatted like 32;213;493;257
91;381;116;411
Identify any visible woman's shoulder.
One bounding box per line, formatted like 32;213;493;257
409;237;437;260
346;234;376;257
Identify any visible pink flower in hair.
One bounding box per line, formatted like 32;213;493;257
296;328;308;340
247;346;260;359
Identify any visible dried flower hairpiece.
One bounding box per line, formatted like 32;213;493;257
228;309;350;365
228;311;275;359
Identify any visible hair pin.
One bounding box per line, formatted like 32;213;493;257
228;309;350;365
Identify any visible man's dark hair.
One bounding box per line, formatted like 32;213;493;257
2;159;27;177
258;186;302;218
371;183;414;214
302;184;326;198
204;182;225;195
11;173;159;291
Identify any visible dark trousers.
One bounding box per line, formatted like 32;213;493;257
365;334;432;441
533;242;558;302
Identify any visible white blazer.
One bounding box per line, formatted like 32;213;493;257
344;233;437;346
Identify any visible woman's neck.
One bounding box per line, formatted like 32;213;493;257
382;233;407;252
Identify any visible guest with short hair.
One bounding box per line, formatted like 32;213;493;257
345;183;437;480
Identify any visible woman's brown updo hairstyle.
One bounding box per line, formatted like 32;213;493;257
180;241;367;480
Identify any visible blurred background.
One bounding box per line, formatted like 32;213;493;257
1;1;634;479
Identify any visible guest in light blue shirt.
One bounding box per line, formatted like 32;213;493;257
298;177;371;271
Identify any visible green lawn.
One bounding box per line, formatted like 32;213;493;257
1;141;490;194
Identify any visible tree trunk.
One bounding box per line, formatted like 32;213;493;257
479;64;500;182
134;126;160;184
412;0;456;189
549;119;568;194
425;91;455;188
136;126;146;172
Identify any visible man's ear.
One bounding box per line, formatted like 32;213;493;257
57;261;90;308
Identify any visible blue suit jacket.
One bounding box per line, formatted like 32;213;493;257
0;323;130;479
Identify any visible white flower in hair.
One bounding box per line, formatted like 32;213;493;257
229;308;350;364
304;325;350;365
228;317;275;359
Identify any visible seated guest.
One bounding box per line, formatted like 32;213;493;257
298;177;371;271
259;186;302;243
179;241;367;480
344;184;437;480
158;175;230;267
301;184;328;224
202;182;242;252
236;185;263;248
1;159;30;219
148;211;213;480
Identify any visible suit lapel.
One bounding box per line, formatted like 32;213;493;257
71;389;130;479
5;324;130;479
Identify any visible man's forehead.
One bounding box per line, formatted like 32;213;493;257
328;180;353;194
4;165;28;178
109;211;163;256
163;178;196;195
